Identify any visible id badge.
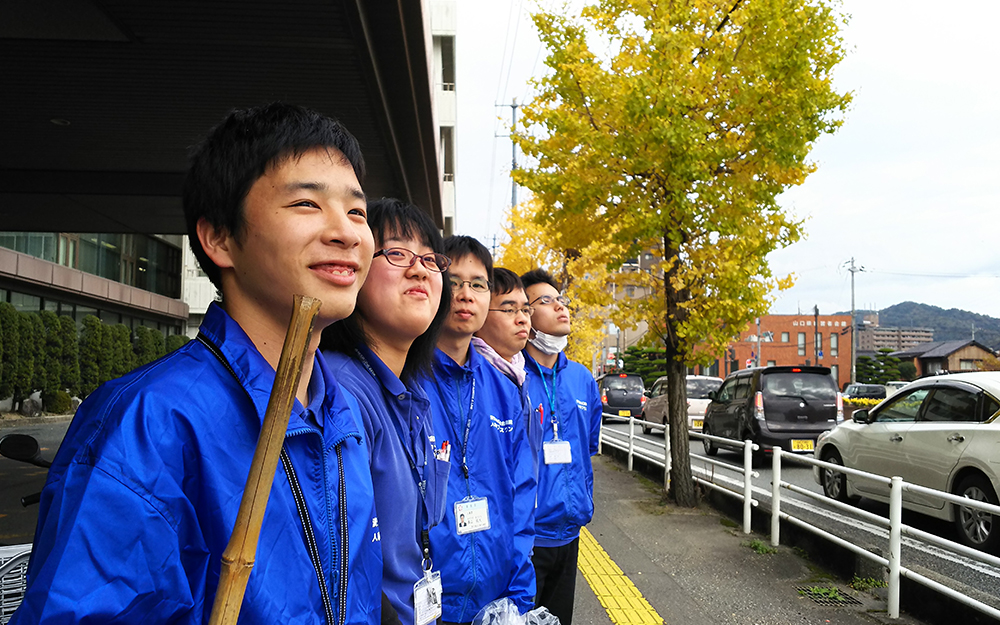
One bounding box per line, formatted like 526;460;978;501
454;496;490;535
413;570;442;625
543;439;572;464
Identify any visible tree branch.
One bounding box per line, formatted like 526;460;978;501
691;0;746;65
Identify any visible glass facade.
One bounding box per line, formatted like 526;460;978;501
0;288;182;336
0;232;181;299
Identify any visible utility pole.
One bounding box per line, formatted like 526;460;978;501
846;258;864;384
813;305;820;365
503;99;520;209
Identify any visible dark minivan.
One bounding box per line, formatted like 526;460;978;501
702;366;842;456
597;373;646;422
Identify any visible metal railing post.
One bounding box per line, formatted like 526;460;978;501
771;446;781;547
627;416;635;472
743;439;753;534
889;476;902;619
663;423;671;495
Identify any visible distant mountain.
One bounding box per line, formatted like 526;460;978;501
835;302;1000;351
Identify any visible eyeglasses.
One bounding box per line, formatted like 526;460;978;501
374;247;451;273
449;277;492;293
488;306;534;317
530;294;571;307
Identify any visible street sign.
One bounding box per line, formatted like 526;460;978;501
745;358;753;368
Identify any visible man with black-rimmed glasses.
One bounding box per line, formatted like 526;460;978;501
421;237;536;624
521;268;602;625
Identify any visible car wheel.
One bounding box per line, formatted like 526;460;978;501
820;449;856;504
702;422;718;456
641;412;651;435
954;474;1000;553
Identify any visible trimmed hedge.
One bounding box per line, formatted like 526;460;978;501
1;309;187;409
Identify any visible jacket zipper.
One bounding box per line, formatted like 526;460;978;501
197;332;342;624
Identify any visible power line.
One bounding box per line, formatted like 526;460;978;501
864;269;1000;280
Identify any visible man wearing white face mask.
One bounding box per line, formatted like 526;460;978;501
520;269;602;625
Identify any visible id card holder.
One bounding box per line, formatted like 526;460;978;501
454;496;490;535
543;439;572;464
413;569;442;625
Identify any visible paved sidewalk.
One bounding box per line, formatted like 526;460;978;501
571;455;926;625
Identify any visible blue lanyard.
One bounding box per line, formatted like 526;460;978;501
355;350;431;511
433;373;475;484
532;359;559;430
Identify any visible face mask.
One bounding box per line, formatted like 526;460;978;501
529;329;568;355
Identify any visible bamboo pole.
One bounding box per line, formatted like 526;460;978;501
208;294;322;625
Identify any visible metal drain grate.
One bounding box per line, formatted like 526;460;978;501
795;585;863;607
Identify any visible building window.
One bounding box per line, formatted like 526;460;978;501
625;285;635;297
781;332;789;343
960;359;977;371
767;360;776;367
830;333;838;357
798;332;806;356
831;364;839;385
440;127;454;182
815;332;822;358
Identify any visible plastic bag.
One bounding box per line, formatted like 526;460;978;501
472;598;561;625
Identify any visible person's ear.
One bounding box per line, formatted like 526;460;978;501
196;217;237;270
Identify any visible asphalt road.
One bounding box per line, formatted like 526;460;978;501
0;419;71;545
602;420;1000;615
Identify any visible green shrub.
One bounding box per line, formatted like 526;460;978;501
79;315;106;398
108;324;135;379
165;334;190;353
59;315;80;396
0;302;14;400
13;312;42;407
42;389;73;414
39;311;64;400
134;326;166;367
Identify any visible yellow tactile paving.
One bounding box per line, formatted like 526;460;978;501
578;527;665;625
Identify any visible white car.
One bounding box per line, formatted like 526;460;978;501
641;375;723;435
814;372;1000;552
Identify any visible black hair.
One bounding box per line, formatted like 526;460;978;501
320;198;449;382
491;267;524;296
520;268;559;291
442;235;494;282
183;102;365;289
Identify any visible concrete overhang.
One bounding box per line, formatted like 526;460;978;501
0;0;442;234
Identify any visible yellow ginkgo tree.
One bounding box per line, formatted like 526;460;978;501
514;0;852;506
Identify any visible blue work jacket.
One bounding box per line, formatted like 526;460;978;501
12;303;382;625
322;345;449;625
421;347;536;621
522;351;603;547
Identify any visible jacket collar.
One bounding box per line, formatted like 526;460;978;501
433;342;485;376
523;349;568;375
198;302;360;441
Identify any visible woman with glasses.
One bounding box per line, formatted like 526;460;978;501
321;198;452;625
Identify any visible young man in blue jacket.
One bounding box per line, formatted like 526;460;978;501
473;268;542;479
521;269;602;625
422;237;536;624
12;103;383;624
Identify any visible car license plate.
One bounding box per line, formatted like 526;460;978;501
692;419;703;429
618;410;631;417
790;439;814;452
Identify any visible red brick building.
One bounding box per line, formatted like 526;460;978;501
695;314;853;391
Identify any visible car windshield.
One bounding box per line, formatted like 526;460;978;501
762;372;837;401
687;378;722;399
605;377;644;392
845;385;862;395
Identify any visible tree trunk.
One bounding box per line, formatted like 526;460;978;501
662;228;697;507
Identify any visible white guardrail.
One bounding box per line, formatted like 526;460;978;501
599;416;1000;622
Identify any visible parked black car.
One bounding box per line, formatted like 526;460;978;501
842;383;886;401
597;373;646;422
702;366;843;457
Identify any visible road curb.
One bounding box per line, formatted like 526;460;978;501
0;414;76;429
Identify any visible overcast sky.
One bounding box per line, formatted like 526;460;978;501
454;1;1000;320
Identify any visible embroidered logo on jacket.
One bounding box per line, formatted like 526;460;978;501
490;415;513;433
371;517;381;542
576;399;588;411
